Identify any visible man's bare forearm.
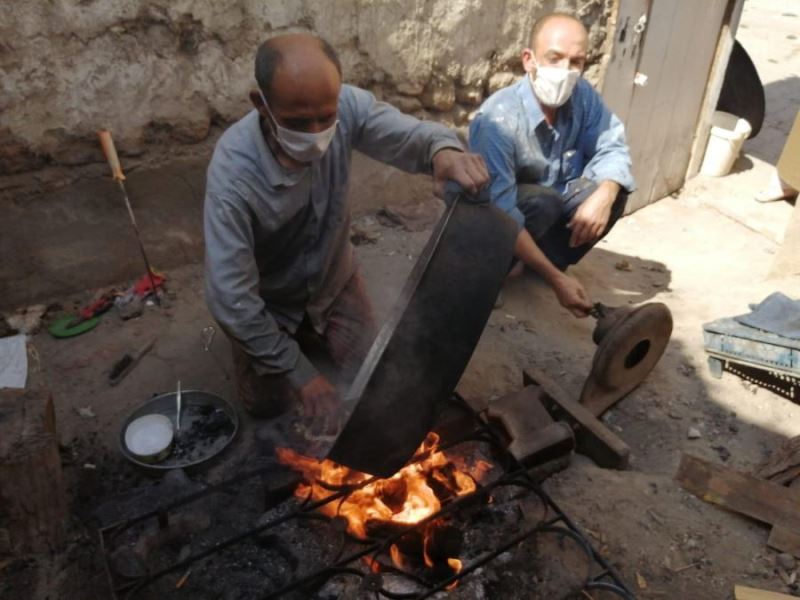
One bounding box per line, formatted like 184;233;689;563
597;179;621;205
512;228;593;317
514;228;564;285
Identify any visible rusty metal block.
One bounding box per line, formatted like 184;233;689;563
486;386;575;467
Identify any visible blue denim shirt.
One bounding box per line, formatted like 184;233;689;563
469;76;634;228
204;84;462;385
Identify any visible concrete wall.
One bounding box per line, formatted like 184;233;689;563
0;0;615;178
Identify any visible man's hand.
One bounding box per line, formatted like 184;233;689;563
432;149;490;198
551;273;593;318
298;374;341;436
567;181;620;248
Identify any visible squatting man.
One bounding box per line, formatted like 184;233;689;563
470;13;634;316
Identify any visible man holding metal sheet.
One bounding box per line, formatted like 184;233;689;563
204;33;489;434
470;13;634;317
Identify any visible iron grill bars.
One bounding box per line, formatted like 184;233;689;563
99;394;635;599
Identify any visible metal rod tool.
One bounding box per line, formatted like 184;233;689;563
176;380;182;433
97;129;160;305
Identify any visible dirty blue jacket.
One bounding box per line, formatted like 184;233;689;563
204;84;461;386
469;76;634;228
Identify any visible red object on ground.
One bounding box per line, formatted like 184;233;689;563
132;271;166;298
77;296;114;321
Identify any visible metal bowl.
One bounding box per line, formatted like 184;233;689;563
119;390;239;472
123;414;174;463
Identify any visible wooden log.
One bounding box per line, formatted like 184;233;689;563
0;345;67;555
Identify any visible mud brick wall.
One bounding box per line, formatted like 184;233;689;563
0;0;615;179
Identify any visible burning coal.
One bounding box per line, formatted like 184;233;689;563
276;432;490;580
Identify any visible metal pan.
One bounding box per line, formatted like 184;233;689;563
119;390;239;473
327;197;519;477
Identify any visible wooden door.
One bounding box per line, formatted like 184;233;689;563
602;0;731;212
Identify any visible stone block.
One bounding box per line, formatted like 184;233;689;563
488;71;518;95
396;81;425;96
420;81;456;112
455;85;483;106
387;94;423;114
0;130;47;174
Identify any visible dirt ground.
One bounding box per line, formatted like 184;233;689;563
3;1;800;599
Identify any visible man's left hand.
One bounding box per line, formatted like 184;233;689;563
432;149;490;198
567;181;620;248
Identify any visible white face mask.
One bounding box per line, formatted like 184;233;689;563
258;89;338;163
529;59;580;108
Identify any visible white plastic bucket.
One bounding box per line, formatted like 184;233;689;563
700;111;752;177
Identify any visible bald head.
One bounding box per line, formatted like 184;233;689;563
250;31;342;155
529;13;587;50
255;33;342;101
523;12;588;74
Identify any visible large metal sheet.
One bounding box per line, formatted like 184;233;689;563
327;199;518;477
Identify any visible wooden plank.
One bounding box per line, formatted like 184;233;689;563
621;0;679;212
650;0;730;202
619;0;730;211
600;0;650;124
756;436;800;485
523;368;630;470
674;454;800;531
767;478;800;557
767;525;800;557
735;584;797;600
686;0;745;178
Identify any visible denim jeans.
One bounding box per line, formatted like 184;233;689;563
516;178;628;270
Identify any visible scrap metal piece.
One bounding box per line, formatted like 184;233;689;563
327;198;518;477
524;368;630;470
717;40;765;139
109;338;156;387
580;302;673;418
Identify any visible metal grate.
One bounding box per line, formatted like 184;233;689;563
100;395;635;599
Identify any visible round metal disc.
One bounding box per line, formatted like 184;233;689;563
581;303;673;417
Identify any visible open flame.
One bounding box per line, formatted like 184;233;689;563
276;432;491;582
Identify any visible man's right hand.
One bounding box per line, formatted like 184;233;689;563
298;374;341;436
512;228;593;318
551;273;593;318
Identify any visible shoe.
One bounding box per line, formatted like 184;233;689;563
755;173;798;203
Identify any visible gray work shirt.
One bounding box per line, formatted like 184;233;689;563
204;84;462;387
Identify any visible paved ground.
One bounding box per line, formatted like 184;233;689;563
3;1;800;598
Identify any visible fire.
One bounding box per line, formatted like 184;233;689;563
446;559;463;590
277;432;488;582
276;432;478;539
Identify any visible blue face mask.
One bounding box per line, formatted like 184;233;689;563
259;89;338;162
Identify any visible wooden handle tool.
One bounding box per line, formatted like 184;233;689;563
97;129;126;181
